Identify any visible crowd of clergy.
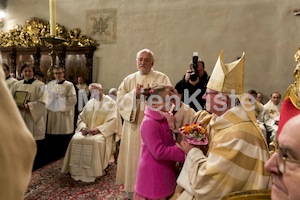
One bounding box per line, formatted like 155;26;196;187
1;48;300;200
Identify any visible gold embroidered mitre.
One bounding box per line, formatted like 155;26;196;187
283;47;300;109
207;50;245;94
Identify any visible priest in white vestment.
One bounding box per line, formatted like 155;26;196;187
115;49;172;198
263;92;281;141
0;64;36;200
62;83;122;182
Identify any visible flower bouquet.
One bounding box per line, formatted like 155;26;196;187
179;123;208;145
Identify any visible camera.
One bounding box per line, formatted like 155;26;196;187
189;52;199;82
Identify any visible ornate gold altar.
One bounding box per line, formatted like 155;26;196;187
0;17;99;83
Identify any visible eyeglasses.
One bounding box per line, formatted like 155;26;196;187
277;147;300;174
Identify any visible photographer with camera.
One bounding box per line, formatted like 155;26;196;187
175;52;210;111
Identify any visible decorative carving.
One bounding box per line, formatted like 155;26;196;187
86;9;117;44
0;17;99;48
0;17;98;84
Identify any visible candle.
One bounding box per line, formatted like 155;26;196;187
49;0;56;36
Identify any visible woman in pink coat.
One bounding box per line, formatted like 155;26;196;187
134;85;185;200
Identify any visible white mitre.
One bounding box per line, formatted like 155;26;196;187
207;50;245;94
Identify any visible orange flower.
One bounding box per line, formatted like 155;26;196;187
179;123;208;145
180;123;206;140
184;126;191;134
200;127;205;133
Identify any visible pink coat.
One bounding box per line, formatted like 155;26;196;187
134;107;185;199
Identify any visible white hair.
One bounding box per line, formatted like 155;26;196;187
136;49;154;61
108;88;117;94
88;83;102;90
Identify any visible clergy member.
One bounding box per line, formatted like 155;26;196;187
173;50;271;200
45;66;77;162
11;63;46;170
116;49;172;199
61;83;122;182
263;92;281;141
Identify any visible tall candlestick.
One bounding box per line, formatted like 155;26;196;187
49;0;56;36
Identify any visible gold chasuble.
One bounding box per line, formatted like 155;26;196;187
175;106;270;200
174;50;270;200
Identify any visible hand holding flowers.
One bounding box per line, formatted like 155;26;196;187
179;123;208;145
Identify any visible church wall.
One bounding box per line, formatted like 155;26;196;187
3;0;300;99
